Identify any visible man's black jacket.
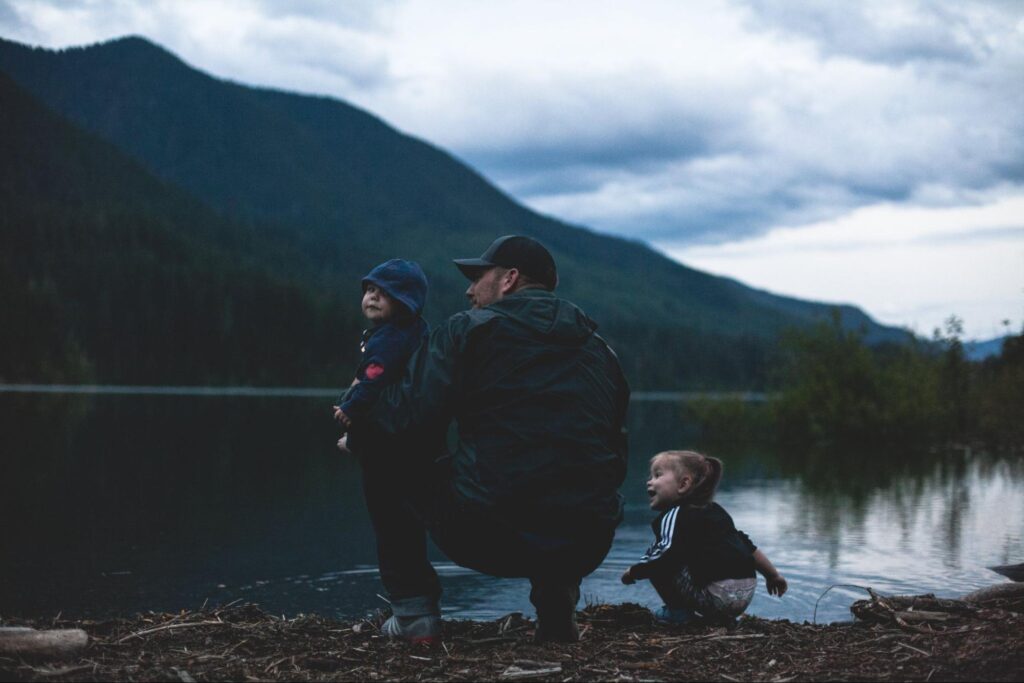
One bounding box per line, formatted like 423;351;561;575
370;288;630;536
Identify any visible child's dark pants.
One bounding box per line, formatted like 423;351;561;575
359;450;613;630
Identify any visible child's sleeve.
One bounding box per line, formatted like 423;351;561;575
737;529;757;554
340;327;418;418
629;508;684;580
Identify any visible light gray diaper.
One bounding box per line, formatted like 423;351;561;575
705;577;756;617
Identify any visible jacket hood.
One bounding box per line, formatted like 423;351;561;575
488;289;597;343
362;259;428;316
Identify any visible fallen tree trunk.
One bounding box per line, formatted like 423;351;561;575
962;582;1024;603
0;627;88;659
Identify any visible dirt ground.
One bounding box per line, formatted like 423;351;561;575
2;590;1021;682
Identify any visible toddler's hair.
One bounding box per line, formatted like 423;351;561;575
653;450;723;507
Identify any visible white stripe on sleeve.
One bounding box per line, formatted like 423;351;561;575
639;506;678;563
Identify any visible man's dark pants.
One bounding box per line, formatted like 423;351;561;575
359;448;614;626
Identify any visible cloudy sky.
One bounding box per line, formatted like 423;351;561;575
3;0;1022;339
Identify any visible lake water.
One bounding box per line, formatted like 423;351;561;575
1;392;1021;624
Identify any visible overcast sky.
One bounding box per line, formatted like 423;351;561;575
3;0;1022;339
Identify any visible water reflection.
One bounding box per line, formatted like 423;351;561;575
0;395;1021;624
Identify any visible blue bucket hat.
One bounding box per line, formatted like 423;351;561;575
361;259;428;316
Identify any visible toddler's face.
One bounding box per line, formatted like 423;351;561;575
646;455;692;511
362;284;396;324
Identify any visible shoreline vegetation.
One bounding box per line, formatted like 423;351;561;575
2;588;1021;682
687;314;1024;453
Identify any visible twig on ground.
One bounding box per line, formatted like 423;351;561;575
115;621;231;644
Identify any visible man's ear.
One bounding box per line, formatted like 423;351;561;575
500;268;521;294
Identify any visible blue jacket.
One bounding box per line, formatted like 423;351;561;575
339;318;429;417
339;259;429;417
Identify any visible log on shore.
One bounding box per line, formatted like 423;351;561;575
0;627;88;659
962;581;1024;603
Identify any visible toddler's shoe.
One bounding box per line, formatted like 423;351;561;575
380;596;442;645
653;605;699;625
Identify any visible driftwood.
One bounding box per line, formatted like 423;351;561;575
850;592;976;625
892;610;953;622
962;581;1024;603
2;599;1023;681
0;627;88;659
988;563;1024;582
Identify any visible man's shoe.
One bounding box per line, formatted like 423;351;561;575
533;612;579;643
531;582;581;643
381;596;442;645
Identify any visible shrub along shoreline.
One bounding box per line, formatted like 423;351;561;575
688;314;1024;452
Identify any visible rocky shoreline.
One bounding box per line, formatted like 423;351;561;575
2;589;1021;681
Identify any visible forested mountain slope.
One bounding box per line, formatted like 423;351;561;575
0;36;908;388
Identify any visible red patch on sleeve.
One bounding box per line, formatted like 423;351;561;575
364;363;385;380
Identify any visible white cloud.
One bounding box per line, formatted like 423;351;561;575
739;0;997;65
5;1;1020;241
1;0;1022;336
356;1;1024;245
3;0;396;95
664;193;1024;338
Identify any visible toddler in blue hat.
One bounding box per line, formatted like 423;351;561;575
332;259;429;450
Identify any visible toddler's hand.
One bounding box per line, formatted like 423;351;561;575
336;435;351;453
766;573;788;597
332;405;352;428
620;568;636;585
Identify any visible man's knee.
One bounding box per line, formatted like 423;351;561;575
430;512;614;582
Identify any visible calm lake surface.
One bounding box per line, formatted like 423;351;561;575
2;393;1021;624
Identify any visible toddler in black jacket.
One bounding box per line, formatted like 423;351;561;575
621;450;787;625
332;259;428;451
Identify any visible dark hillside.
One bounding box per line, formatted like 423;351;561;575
0;35;910;388
0;70;360;384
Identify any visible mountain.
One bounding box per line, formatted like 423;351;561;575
0;69;361;384
965;336;1008;362
0;35;910;389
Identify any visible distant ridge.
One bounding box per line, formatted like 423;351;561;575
965;336;1008;361
0;35;910;388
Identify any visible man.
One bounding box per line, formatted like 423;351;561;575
359;235;630;643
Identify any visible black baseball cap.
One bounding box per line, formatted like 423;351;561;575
453;235;558;291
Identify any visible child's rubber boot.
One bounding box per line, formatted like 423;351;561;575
531;583;580;643
380;596;442;645
653;605;699;625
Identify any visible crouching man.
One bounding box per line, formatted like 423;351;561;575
354;235;630;643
